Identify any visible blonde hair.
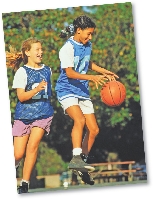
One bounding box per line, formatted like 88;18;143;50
6;37;43;71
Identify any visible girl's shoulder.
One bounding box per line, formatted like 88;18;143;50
60;40;74;53
13;66;27;84
67;37;92;47
15;66;27;75
64;40;74;47
43;65;50;68
43;65;52;74
44;65;51;70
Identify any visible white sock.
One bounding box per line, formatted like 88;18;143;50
20;179;29;186
83;155;88;162
73;148;82;156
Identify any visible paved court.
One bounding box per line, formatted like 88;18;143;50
28;180;147;194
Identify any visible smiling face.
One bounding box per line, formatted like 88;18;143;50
25;42;43;67
74;27;95;44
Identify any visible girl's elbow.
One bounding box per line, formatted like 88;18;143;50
17;95;25;102
18;98;24;103
66;71;72;78
65;68;74;78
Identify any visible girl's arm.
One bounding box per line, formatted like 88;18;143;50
17;80;47;102
65;67;107;89
89;61;119;80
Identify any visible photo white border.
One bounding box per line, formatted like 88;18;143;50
1;0;152;198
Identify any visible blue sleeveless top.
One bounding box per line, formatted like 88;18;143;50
14;65;54;124
55;37;92;101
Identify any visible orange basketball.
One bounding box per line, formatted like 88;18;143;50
100;81;126;107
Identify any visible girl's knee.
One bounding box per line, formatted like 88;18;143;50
14;152;24;161
26;144;39;154
95;126;99;135
90;126;99;137
74;116;86;127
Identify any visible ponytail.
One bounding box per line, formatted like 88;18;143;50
59;24;74;38
6;46;23;71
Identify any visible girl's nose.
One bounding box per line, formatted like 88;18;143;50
89;34;92;40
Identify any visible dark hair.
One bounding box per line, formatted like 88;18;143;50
59;15;96;38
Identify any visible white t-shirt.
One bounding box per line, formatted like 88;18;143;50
12;64;51;89
59;39;74;69
12;67;27;89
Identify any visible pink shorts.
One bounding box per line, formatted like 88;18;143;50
12;116;53;137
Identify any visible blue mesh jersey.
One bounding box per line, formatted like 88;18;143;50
14;65;54;124
55;37;92;101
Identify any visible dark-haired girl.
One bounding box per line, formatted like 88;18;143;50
55;15;118;184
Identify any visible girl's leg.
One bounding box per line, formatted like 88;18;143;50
14;135;30;167
82;113;99;155
66;106;95;184
66;105;86;149
22;127;45;181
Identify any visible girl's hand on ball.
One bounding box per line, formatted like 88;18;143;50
105;74;117;81
103;70;119;81
89;75;108;89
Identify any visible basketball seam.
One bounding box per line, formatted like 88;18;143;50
101;84;113;106
109;82;117;106
101;82;116;106
116;81;122;105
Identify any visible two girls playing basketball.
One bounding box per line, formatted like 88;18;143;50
10;15;118;193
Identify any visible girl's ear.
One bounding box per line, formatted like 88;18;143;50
25;50;30;57
76;27;82;34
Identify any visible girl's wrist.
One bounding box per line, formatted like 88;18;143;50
101;68;108;73
33;87;38;95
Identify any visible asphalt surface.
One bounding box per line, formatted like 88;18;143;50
27;180;147;194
